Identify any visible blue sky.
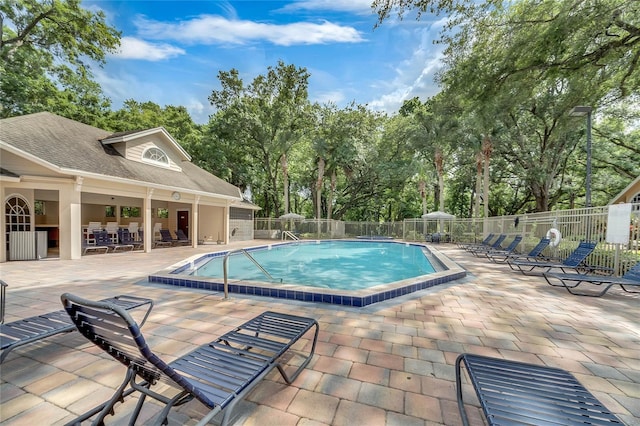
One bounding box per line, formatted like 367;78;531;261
84;0;447;123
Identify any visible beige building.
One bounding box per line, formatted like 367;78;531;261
610;175;640;208
1;112;257;262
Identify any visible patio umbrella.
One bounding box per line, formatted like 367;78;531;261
421;211;455;220
279;212;305;220
279;212;305;232
421;211;455;235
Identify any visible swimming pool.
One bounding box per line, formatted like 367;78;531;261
149;240;466;307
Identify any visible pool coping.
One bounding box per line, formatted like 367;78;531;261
148;240;467;307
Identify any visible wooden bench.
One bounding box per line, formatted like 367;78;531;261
0;294;152;363
455;353;622;425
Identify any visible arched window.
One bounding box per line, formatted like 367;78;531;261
5;195;32;250
631;192;640;211
142;147;169;166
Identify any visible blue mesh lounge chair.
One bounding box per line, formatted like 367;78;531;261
508;241;597;275
466;234;507;255
456;233;494;250
474;235;522;259
82;229;110;254
175;229;192;245
61;293;319;426
455;353;621;426
488;237;550;263
117;229;143;250
543;261;640;297
0;295;152;363
159;228;183;246
93;229;133;252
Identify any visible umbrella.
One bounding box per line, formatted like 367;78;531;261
279;212;305;220
421;211;455;219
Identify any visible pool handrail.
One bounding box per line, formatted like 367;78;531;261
223;249;281;299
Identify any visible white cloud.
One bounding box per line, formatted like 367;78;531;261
276;0;375;15
113;36;185;61
133;15;365;46
369;28;445;112
313;90;347;105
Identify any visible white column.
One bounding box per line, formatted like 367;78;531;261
59;178;82;260
0;184;6;263
192;196;200;247
144;188;153;252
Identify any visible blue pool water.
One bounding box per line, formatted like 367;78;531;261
149;240;466;307
191;240;435;290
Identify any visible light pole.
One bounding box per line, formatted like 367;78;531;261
570;106;593;208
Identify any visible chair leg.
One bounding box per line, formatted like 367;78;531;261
275;323;319;384
92;367;136;425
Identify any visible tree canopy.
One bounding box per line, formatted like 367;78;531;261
2;0;639;220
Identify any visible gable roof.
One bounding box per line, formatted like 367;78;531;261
609;174;640;205
0;112;242;200
101;127;191;162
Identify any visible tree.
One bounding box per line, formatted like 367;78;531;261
0;0;120;122
208;61;311;217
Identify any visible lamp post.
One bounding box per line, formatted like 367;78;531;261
570;106;593;208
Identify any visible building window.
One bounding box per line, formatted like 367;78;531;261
105;205;116;217
156;208;169;219
143;147;169;166
5;195;32;250
35;200;46;215
121;206;141;218
631;192;640;211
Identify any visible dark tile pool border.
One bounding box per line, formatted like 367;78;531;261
148;240;466;307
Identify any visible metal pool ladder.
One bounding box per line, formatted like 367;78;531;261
223;249;281;299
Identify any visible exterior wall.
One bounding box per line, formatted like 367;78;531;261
229;207;254;241
121;136;183;172
198;205;226;243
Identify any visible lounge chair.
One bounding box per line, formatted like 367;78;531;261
466;234;507;255
0;294;152;363
508;240;597;275
456;353;621;426
456;233;495;250
0;280;7;324
543;261;640;297
117;229;143;250
488;237;550;263
175;229;192;245
82;230;111;255
61;293;319;426
95;229;133;252
474;235;522;259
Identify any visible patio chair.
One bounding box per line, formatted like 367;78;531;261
456;353;621;426
117;229;143;250
474;235;522;259
543;261;640;297
0;281;7;324
488;237;550;263
95;229;133;252
508;240;598;275
466;234;507;255
0;294;152;363
159;228;181;246
175;229;192;245
456;233;494;250
82;230;111;255
61;293;319;426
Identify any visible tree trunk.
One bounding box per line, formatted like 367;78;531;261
281;153;289;214
327;169;336;221
474;150;483;218
482;136;492;218
316;158;325;220
435;148;445;212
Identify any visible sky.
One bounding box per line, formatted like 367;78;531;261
84;0;448;124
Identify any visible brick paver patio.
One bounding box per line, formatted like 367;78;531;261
1;241;638;425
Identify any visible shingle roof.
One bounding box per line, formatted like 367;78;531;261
0;112;242;200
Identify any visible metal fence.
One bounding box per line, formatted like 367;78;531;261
255;204;640;274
